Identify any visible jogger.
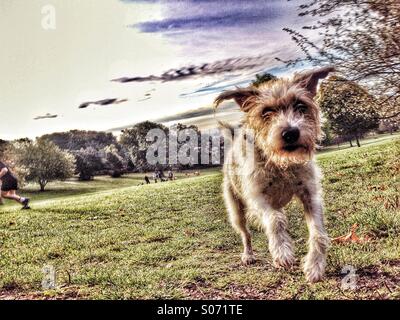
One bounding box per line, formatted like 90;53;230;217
0;160;30;209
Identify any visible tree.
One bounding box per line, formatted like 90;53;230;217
42;130;117;151
317;76;380;146
320;119;334;147
13;138;75;191
103;144;128;178
282;0;400;120
379;118;399;135
73;147;105;181
120;121;169;172
0;140;12;204
0;142;28;187
252;73;277;87
169;123;202;170
0;139;9;159
41;130;126;179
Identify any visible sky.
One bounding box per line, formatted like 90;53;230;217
0;0;315;140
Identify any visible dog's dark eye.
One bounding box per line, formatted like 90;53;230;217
261;107;274;118
295;103;307;114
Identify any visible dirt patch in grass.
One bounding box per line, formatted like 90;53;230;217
355;263;400;298
330;259;400;300
145;235;172;243
0;286;85;300
183;279;284;300
184;260;400;300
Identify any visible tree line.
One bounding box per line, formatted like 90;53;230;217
0;122;223;191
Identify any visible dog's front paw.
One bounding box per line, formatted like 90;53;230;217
241;253;256;265
303;255;326;283
272;247;295;269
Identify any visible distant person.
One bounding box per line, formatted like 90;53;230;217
154;169;167;182
144;175;151;184
168;170;174;181
153;171;158;183
0;160;30;209
159;170;166;182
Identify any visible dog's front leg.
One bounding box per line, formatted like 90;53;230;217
299;187;330;283
248;193;295;268
263;207;296;269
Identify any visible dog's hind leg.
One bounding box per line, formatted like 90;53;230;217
224;181;255;265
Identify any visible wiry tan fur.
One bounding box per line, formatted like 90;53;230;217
215;67;334;283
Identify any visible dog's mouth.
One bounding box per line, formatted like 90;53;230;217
282;144;306;152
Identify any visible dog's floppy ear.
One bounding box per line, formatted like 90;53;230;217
293;66;335;96
214;87;260;112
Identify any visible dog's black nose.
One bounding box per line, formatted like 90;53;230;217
282;127;300;144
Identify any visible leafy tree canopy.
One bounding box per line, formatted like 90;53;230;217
13;138;75;191
318;76;380;145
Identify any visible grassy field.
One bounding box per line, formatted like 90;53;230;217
0;167;221;210
0;136;399;299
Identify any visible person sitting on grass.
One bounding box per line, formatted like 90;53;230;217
0;160;30;209
168;170;174;181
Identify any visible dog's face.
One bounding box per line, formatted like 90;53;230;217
215;67;334;167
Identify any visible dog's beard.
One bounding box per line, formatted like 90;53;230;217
269;147;313;169
256;131;315;169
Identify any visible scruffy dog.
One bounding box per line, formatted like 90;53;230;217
214;67;334;283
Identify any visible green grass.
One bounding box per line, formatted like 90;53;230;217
1;167;221;210
0;138;399;299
